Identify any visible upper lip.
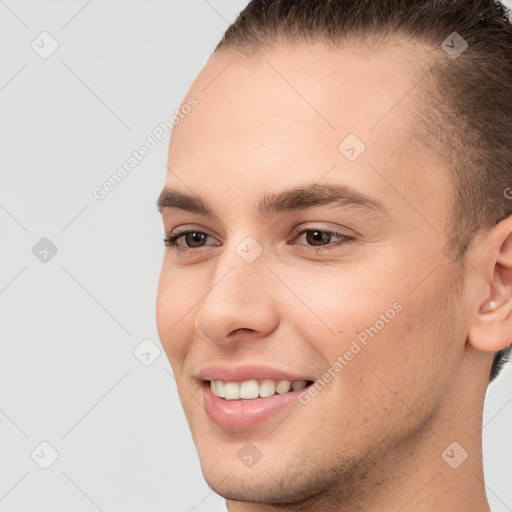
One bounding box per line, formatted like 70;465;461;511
197;364;314;383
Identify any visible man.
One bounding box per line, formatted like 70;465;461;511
156;0;512;510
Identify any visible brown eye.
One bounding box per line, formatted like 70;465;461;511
297;229;349;247
304;230;333;246
183;232;208;247
292;228;356;253
164;230;218;249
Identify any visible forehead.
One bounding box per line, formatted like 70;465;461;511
174;41;428;143
166;42;449;225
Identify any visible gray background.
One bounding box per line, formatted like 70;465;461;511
0;1;510;511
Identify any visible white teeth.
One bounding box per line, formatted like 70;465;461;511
275;380;291;394
224;382;240;400
209;378;310;400
259;379;276;398
239;380;260;399
216;380;225;398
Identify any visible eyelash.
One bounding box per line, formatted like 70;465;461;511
163;227;355;254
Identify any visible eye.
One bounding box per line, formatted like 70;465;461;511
163;230;219;252
292;228;355;252
163;227;356;255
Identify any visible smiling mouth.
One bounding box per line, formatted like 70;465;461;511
206;379;315;401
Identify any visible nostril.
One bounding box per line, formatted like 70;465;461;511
228;328;255;337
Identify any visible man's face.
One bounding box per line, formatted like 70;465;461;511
156;43;466;503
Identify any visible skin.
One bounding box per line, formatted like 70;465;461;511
156;40;512;512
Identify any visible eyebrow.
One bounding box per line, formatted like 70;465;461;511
156;182;388;217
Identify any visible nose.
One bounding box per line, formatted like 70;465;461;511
194;244;280;346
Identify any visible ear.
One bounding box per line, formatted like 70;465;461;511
467;215;512;353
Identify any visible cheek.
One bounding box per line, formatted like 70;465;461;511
279;262;403;341
155;264;198;366
337;271;459;425
287;261;457;405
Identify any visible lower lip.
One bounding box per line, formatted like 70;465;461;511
202;382;308;429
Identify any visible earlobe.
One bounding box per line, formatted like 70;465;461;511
478;300;498;315
467;216;512;353
470;297;512;352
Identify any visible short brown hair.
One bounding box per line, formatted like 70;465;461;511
214;0;512;381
